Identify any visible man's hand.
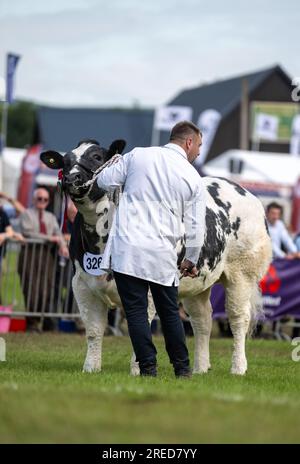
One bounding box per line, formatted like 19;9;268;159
49;235;62;244
180;259;198;278
286;252;300;260
59;245;69;258
12;232;25;242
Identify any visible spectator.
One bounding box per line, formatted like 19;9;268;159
266;202;300;259
18;188;69;332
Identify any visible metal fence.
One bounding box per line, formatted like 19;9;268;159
0;238;79;319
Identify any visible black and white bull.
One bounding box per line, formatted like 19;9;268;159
41;140;272;375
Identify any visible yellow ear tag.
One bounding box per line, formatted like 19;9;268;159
50;158;55;164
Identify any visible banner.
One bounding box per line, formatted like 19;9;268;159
253;113;279;141
6;53;21;104
195;108;221;166
290;114;300;155
251;101;300;143
211;259;300;320
17;144;42;207
154;106;193;131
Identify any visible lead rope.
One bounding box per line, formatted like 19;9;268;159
81;154;122;194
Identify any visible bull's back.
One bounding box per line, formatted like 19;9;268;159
198;176;271;284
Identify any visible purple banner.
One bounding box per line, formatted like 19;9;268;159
6;53;20;104
211;259;300;320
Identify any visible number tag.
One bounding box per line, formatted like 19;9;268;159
83;252;106;276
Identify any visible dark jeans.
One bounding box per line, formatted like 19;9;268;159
114;271;190;376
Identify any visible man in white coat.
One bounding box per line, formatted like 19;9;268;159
97;121;206;377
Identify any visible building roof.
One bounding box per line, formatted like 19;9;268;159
168;64;291;120
37;106;154;152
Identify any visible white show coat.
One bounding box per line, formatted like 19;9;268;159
97;143;206;286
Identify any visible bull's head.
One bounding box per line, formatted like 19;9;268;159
40;139;126;201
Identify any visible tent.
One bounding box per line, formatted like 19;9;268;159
0;147;26;198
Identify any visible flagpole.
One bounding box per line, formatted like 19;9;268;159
151;125;160;146
0;101;8;155
151;109;160;146
0;52;21;191
0;101;8;191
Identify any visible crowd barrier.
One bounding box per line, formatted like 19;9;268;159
1;240;299;339
0;239;79;319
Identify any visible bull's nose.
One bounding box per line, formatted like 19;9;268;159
64;173;81;185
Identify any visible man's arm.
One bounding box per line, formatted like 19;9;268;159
181;182;206;275
96;152;133;192
0;192;25;216
280;223;297;254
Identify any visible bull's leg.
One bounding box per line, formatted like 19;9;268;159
182;288;212;374
72;273;108;373
225;280;251;375
130;292;157;376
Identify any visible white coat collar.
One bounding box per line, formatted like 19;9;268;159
164;143;188;160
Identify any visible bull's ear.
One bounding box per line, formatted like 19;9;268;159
40;151;64;169
107;139;126;157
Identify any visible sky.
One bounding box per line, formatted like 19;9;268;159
1;0;300;108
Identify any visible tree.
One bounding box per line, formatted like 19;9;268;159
0;101;37;148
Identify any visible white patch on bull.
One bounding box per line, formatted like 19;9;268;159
69;165;80;175
72;143;93;160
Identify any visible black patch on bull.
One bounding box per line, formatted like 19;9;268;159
207;182;231;214
76;139;100;147
197;207;231;271
231;216;241;239
69;212;102;271
88;182;107;203
217;177;248;196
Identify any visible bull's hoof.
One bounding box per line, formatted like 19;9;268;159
230;366;247;375
193;361;211;374
82;362;101;373
193;366;210;374
130;364;140;376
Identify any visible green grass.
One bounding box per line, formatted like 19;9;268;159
1;250;25;310
0;334;299;444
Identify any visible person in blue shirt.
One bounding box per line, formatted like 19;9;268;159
266;202;300;259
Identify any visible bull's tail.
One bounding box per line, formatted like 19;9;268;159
248;283;265;337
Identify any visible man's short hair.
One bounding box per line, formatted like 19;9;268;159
266;202;283;214
169;121;201;142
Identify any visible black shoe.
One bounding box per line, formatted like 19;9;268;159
140;365;157;377
175;369;192;379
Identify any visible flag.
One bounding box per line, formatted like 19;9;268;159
253;113;279;141
17;144;42;208
154;106;193;131
290;114;300;156
194;109;221;167
6;53;21;104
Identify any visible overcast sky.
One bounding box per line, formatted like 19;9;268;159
1;0;299;108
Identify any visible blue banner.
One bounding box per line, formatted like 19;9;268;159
6;53;20;104
211;259;300;320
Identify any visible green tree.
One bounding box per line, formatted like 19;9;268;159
0;101;37;148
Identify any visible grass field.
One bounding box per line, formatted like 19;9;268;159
0;333;299;444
